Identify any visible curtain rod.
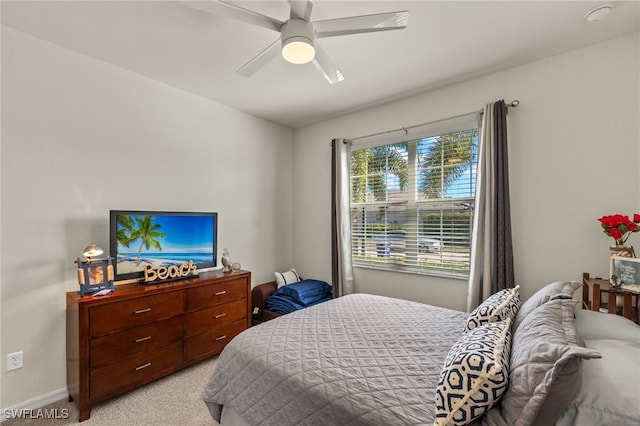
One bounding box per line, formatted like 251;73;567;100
345;100;519;143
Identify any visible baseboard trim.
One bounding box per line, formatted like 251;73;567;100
1;387;68;422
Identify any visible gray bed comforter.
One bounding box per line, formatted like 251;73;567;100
202;293;468;426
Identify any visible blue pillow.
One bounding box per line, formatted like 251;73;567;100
274;279;332;305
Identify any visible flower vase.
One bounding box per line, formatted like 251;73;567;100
610;245;635;258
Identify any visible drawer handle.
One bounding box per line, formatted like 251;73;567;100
135;336;152;343
135;362;152;371
214;291;227;296
134;308;151;314
214;313;227;319
215;335;227;341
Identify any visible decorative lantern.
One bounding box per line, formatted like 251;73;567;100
75;245;115;296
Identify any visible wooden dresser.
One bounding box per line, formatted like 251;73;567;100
66;270;251;421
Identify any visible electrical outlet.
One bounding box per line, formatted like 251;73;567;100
7;351;23;371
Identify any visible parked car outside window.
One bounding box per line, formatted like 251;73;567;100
372;230;441;257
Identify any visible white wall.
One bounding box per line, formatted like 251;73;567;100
1;27;294;408
292;32;640;312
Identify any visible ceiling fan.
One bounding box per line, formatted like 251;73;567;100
179;0;409;84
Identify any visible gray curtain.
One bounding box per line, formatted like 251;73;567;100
466;100;514;311
331;138;354;296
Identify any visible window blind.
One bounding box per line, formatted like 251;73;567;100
349;118;479;278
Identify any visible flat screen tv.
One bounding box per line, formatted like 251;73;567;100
109;210;218;282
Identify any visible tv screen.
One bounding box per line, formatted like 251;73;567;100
109;210;218;282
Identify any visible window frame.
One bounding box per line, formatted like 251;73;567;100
349;114;480;279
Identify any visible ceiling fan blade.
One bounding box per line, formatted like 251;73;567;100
236;38;281;77
289;0;313;21
314;11;409;38
179;0;283;32
312;44;344;85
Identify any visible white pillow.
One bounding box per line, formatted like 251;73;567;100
275;268;300;288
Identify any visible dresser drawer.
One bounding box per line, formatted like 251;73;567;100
90;341;183;399
186;278;247;312
90;316;184;368
185;299;246;337
90;291;184;336
186;319;246;361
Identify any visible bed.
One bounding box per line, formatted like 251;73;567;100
202;282;640;426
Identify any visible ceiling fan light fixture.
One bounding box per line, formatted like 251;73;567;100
280;18;316;64
181;1;409;83
282;37;315;64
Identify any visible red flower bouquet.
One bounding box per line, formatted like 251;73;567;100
598;213;640;245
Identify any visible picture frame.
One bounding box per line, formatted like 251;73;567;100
610;256;640;288
75;256;115;296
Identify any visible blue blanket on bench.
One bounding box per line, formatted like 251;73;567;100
266;279;333;314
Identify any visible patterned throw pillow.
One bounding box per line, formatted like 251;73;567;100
274;268;301;288
465;286;521;332
435;319;512;426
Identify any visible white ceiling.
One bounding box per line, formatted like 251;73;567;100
2;1;639;129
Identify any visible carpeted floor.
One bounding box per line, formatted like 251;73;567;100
3;357;219;426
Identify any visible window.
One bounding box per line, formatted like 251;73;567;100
350;123;478;278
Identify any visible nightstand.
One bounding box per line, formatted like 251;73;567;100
582;272;639;324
